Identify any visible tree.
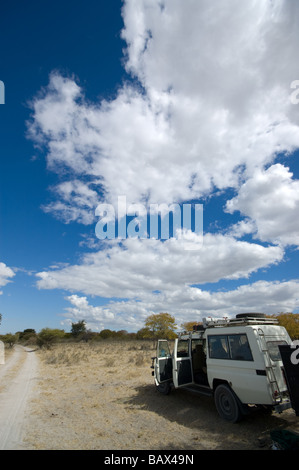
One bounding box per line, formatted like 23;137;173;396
18;329;37;344
274;313;299;340
71;320;87;338
37;328;65;349
181;321;202;332
0;333;17;348
99;329;115;339
136;327;152;339
144;313;177;339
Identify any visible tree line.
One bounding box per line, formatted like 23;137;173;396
0;312;299;349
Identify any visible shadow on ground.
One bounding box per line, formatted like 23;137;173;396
123;383;298;450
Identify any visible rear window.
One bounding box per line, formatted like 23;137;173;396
267;340;287;361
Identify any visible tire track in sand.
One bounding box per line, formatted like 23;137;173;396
0;345;38;449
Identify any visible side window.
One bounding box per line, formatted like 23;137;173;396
158;341;170;357
208;335;229;359
208;334;253;361
229;334;253;361
177;339;190;357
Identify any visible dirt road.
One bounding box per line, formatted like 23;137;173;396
0;346;38;450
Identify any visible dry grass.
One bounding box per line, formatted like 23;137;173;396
21;340;299;451
23;340;175;450
3;345;14;361
40;341;153;368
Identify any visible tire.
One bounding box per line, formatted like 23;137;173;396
236;313;265;319
156;381;171;395
214;384;243;423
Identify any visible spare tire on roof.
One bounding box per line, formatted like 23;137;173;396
236;313;266;319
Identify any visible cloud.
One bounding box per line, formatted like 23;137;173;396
28;0;299;213
0;262;15;294
63;294;133;332
36;234;283;298
42;180;100;225
62;279;299;332
226;164;299;246
27;1;299;328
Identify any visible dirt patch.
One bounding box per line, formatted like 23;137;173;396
0;346;38;449
18;341;299;450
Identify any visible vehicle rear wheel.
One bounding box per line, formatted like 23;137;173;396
214;384;243;423
156;381;171;395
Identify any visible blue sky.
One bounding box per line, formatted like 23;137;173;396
1;0;299;334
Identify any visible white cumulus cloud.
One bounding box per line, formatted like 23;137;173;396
28;0;299;213
62;279;299;332
27;0;299;329
226;164;299;246
0;262;15;294
36;234;283;299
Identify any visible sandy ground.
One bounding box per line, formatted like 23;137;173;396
0;345;38;449
1;341;299;451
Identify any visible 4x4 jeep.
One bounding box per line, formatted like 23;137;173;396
152;313;299;422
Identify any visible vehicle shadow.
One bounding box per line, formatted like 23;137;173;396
124;383;299;450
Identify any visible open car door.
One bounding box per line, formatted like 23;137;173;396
155;339;173;385
173;337;193;388
279;344;299;416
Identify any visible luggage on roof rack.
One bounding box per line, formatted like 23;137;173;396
236;313;266;318
202;313;278;328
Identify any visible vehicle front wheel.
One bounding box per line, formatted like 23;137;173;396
214;384;243;423
156;381;171;395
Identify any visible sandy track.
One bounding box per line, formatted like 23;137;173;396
0;345;38;450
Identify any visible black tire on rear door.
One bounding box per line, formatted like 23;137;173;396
236;313;265;319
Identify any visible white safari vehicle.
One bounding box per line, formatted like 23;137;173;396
152;313;299;422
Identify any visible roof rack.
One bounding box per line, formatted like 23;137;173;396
202;317;229;328
202;314;278;329
227;316;278;326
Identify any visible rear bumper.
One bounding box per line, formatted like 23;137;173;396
274;400;292;413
